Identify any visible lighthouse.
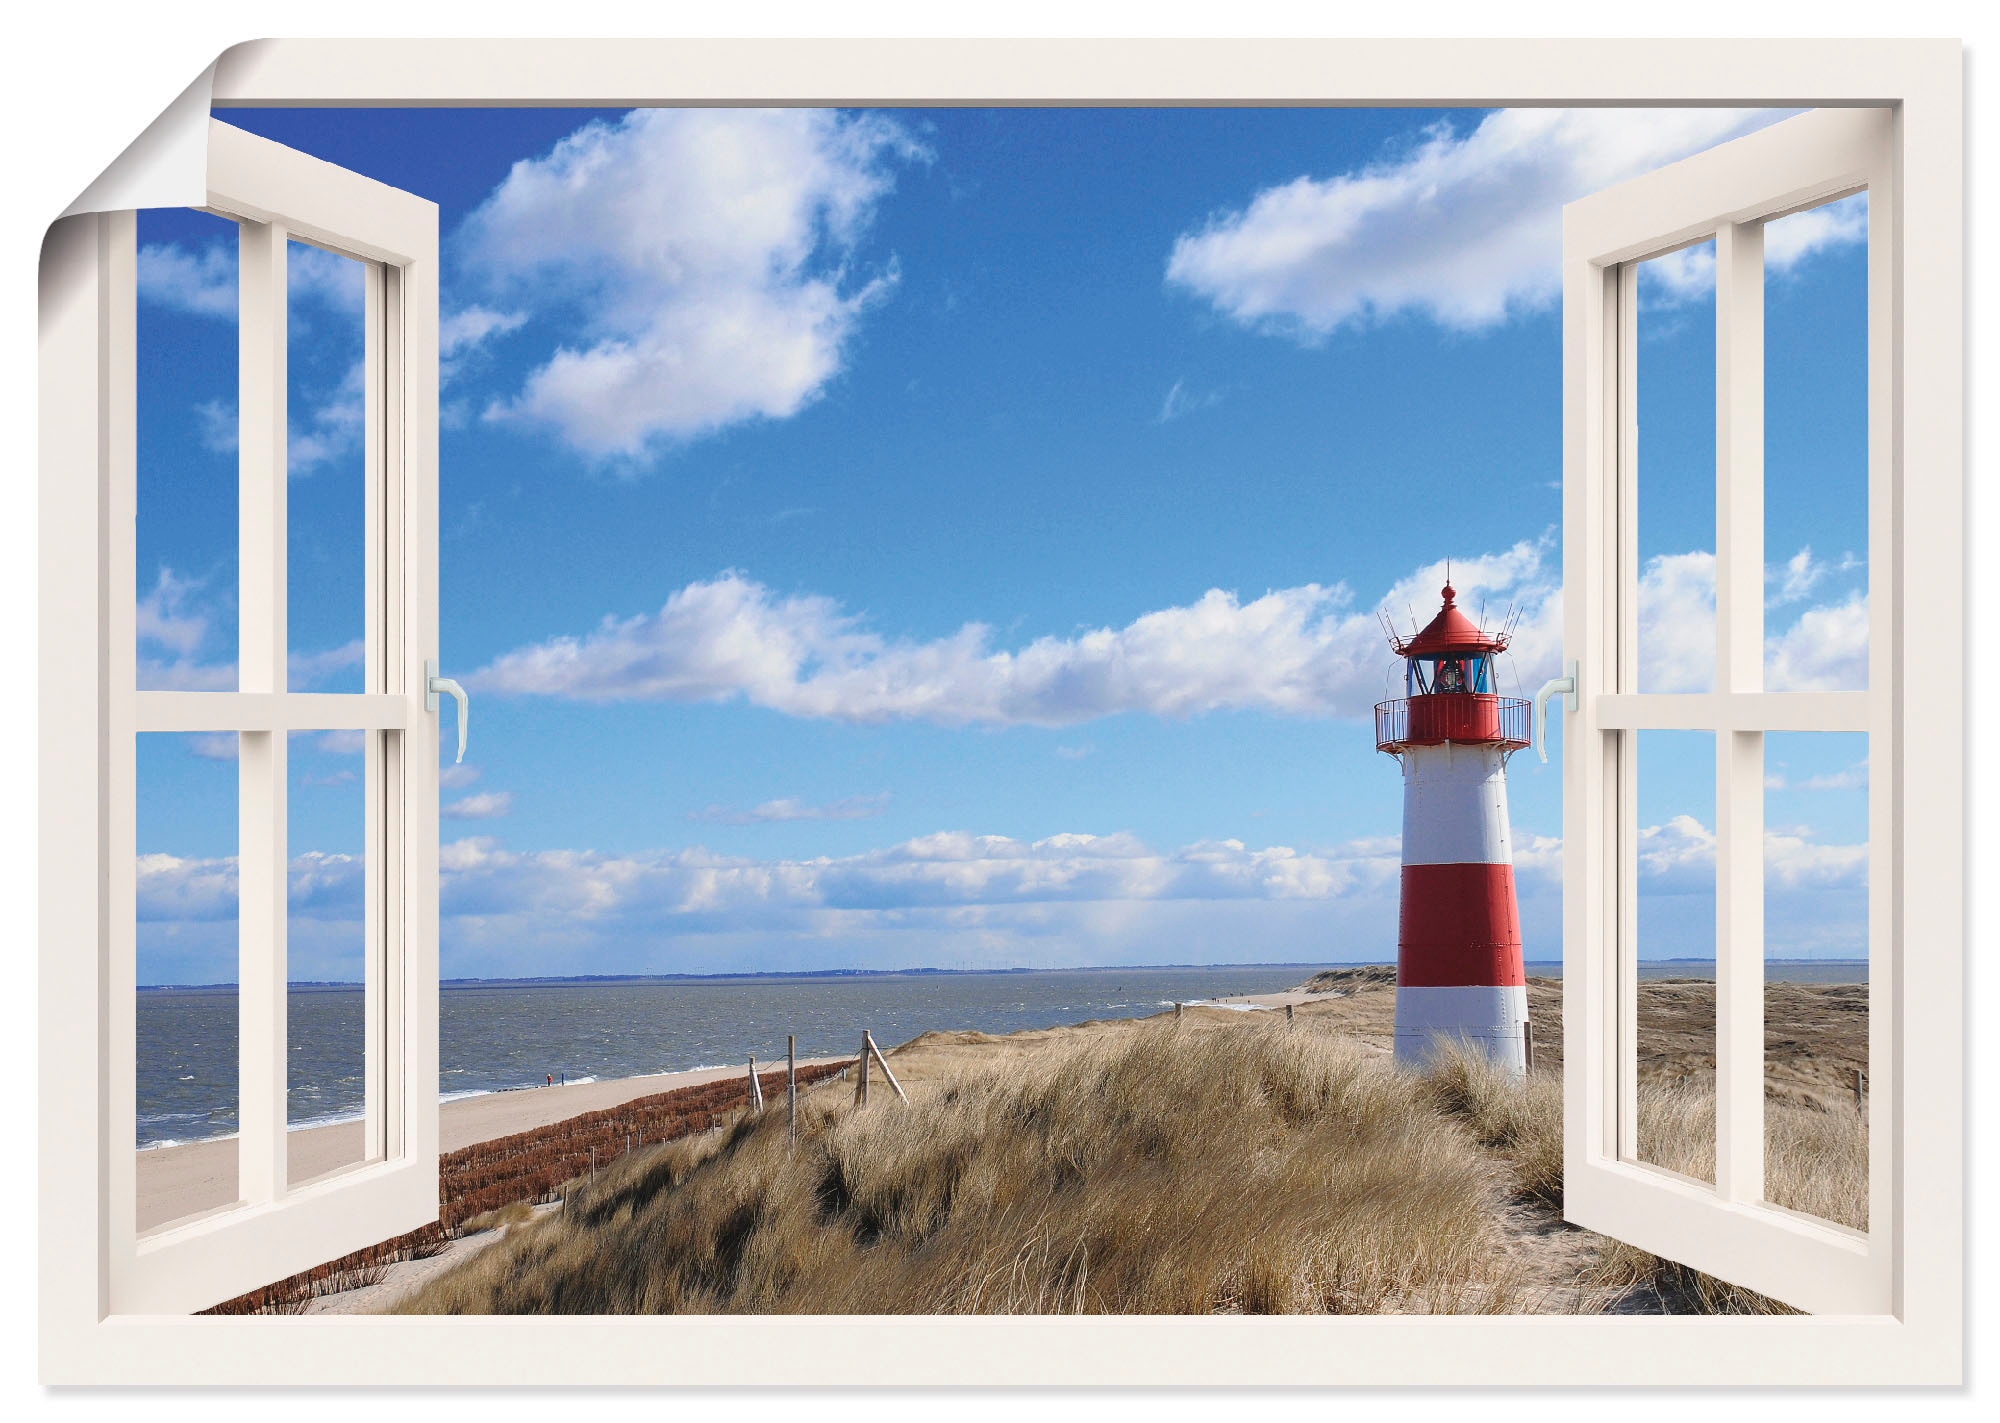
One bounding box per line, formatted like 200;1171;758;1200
1375;581;1532;1078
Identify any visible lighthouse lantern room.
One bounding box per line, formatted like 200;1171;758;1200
1375;581;1533;1078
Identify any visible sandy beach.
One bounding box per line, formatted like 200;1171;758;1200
139;1058;844;1234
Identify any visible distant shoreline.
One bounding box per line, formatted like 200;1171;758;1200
135;957;1868;992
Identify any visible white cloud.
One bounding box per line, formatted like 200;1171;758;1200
138;240;362;472
1635;551;1717;692
440;305;529;384
439;764;483;790
194;399;238;455
460;108;926;458
1157;379;1223;423
136;568;232;692
315;730;367;756
1768;546;1863;609
136;568;207;657
288;639;365;690
186;734;238;761
429;829;1403;928
134;815;1863;977
1633;813;1865;894
1766;592;1868;692
135;570;363;693
288;361;365;475
691;793;890;825
1165;109;1796;339
137;242;235;317
443;790;514;821
473;536;1567;727
1767;759;1868;792
1634;549;1868;693
1764;192;1869;273
136;237;363;320
442;304;528;357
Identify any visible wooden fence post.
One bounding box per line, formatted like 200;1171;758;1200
1175;1002;1183;1021
749;1055;764;1111
1856;1068;1867;1108
856;1031;871;1106
1285;1003;1295;1026
864;1030;909;1104
787;1034;798;1143
1524;1019;1535;1071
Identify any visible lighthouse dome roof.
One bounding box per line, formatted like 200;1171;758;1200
1392;583;1510;657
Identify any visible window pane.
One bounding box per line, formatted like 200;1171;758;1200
1634;241;1717;694
287;729;371;1184
1765;194;1869;693
1632;729;1717;1184
1762;730;1870;1230
287;240;368;693
136;733;239;1233
136;209;239;694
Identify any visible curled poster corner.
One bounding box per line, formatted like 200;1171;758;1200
57;58;218;220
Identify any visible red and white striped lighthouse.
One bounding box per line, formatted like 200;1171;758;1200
1375;582;1532;1078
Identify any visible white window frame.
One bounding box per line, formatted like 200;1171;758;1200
44;120;440;1317
1560;105;1896;1317
37;39;1961;1384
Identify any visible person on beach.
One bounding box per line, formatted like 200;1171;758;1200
546;1074;552;1088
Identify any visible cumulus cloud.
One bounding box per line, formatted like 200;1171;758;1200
1634;548;1868;693
287;361;365;475
136;848;361;923
1634;813;1866;893
137;242;236;317
443;790;514;821
459;108;927;459
473;537;1566;726
136;569;233;692
428;829;1401;928
1164;109;1843;340
691;793;890;825
135;571;363;694
134;810;1863;977
1766;592;1868;692
137;237;363;319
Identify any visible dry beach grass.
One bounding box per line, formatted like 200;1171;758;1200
392;973;1868;1317
399;1018;1528;1315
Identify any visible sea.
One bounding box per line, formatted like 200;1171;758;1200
134;958;1868;1149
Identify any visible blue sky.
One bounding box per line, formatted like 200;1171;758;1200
130;106;1871;983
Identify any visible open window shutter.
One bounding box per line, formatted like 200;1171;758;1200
111;121;440;1314
1559;106;1893;1316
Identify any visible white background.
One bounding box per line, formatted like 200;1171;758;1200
3;1;1989;1418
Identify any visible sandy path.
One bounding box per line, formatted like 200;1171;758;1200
139;1058;845;1234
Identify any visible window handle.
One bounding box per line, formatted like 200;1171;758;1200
425;659;470;765
1532;660;1578;765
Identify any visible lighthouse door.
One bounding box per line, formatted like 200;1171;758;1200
1559;107;1901;1316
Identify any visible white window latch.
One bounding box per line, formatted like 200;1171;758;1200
425;659;470;765
1532;659;1577;765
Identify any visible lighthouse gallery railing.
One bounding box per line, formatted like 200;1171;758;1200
1374;695;1531;754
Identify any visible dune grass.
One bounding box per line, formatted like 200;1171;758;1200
395;1017;1868;1318
399;1019;1528;1315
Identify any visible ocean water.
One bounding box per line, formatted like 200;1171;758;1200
134;958;1868;1148
135;964;1329;1148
